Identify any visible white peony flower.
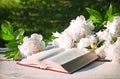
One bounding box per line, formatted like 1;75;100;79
64;15;94;42
52;32;74;49
96;30;112;44
53;15;94;49
114;37;120;47
18;33;45;57
77;35;97;52
96;37;120;63
105;37;120;63
95;16;120;63
52;31;61;37
31;33;43;41
106;16;120;37
95;44;108;58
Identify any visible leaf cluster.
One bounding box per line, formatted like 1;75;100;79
0;21;24;60
85;4;119;50
86;4;119;33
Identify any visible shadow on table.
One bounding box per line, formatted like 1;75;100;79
76;61;105;73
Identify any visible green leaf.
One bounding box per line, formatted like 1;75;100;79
14;28;24;40
93;25;106;33
50;35;57;40
114;13;120;16
0;32;14;41
6;22;14;33
105;4;113;21
1;22;13;34
107;4;112;15
4;51;15;59
18;34;24;44
44;39;50;46
104;4;115;22
111;37;117;44
1;24;8;33
0;22;14;41
44;35;57;46
90;15;102;23
85;45;92;49
13;51;20;60
6;54;14;59
108;15;114;22
86;8;103;23
5;41;19;49
4;50;20;60
97;40;105;47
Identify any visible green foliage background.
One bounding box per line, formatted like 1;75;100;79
0;0;120;47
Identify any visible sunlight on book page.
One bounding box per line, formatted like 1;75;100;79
18;47;98;73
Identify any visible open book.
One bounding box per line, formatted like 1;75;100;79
17;46;99;74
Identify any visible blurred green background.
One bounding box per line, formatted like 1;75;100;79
0;0;120;47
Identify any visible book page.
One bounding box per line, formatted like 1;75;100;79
43;60;68;72
46;48;88;65
19;47;65;66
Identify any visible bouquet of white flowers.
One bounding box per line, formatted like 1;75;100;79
52;5;120;63
95;16;120;63
52;15;94;49
0;5;120;63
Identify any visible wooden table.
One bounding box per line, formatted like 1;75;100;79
0;54;120;79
